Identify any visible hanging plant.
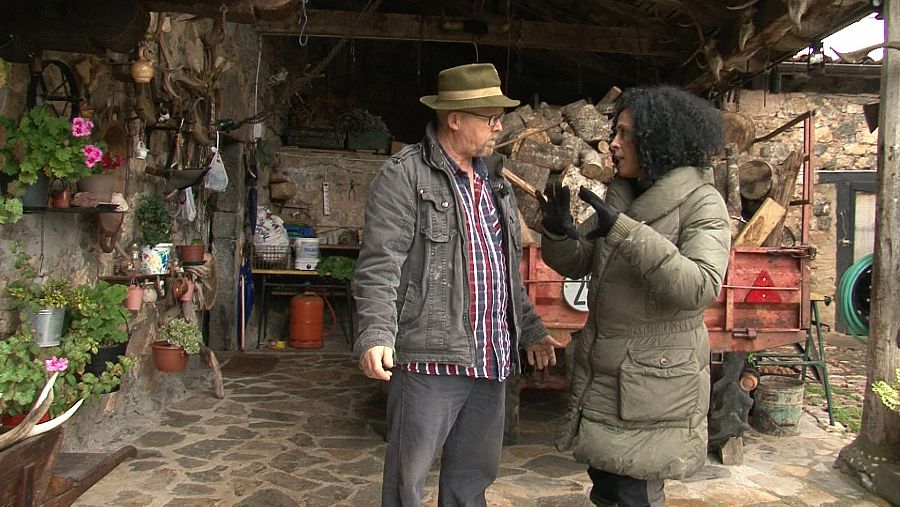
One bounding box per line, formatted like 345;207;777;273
135;195;172;246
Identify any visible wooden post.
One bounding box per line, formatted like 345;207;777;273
863;0;900;446
838;1;900;502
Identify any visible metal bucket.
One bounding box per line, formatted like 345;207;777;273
751;375;804;436
27;307;65;347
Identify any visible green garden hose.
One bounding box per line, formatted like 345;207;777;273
838;253;872;341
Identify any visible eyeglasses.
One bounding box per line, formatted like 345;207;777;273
457;110;505;127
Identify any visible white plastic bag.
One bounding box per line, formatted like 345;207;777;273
205;146;229;191
179;187;197;221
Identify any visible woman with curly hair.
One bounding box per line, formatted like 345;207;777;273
535;85;731;506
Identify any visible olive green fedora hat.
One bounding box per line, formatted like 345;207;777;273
419;63;520;110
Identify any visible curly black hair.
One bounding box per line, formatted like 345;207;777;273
613;85;724;181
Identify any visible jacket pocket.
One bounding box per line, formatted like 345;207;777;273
397;281;423;325
418;188;453;242
619;346;698;422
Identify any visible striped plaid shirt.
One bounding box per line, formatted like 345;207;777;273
401;150;511;380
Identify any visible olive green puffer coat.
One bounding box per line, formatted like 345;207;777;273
541;166;730;480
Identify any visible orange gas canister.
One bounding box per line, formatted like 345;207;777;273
290;292;325;349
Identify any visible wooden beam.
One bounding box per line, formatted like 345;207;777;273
543;0;680;40
258;9;682;56
685;0;871;91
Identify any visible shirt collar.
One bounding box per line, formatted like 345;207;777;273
439;144;488;179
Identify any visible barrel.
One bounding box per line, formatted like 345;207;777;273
290;292;324;349
750;375;805;436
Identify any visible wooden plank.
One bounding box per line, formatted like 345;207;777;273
42;446;137;507
0;428;62;507
762;150;803;247
734;197;786;247
259;10;680;56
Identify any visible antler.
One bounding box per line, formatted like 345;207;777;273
0;373;86;452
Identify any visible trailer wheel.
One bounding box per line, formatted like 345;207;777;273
708;352;754;450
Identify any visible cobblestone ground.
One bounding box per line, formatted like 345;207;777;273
73;334;889;507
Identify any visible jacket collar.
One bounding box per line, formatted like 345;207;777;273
610;166;713;224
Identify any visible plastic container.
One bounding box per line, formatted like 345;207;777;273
293;237;320;270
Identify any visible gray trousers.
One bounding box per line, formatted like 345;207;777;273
382;369;505;507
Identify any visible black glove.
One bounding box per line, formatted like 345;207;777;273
535;182;578;239
578;186;619;239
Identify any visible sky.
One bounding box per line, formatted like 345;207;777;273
820;13;885;61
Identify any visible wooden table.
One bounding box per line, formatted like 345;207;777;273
253;269;354;348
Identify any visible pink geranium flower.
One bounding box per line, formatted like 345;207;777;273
44;356;69;372
82;144;103;168
71;117;93;137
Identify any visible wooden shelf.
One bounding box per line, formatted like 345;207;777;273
99;273;171;284
24;204;122;214
319;244;360;251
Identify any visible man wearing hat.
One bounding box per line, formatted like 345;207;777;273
353;62;561;505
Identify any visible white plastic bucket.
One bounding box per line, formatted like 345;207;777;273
294;237;319;260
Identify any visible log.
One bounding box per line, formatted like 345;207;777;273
560;132;592;156
513;138;576;172
734;197;786;247
562;166;609;225
182;300;225;399
504;160;549;230
564;103;610;143
559;99;588;115
723;111;756;154
580;149;616;183
725;144;742;231
762;150;804;247
712;160;727;201
597;86;622;106
725;144;743;238
739;160;773;200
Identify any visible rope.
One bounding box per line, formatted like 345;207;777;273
837;253;872;342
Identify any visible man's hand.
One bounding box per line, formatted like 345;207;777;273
578;186;620;239
536;182;578;239
359;346;395;381
526;335;565;370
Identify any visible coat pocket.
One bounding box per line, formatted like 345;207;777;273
418;188;453;242
619;347;698;422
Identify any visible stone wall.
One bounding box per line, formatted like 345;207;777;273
0;13;262;447
726;90;879;328
261;147;382;244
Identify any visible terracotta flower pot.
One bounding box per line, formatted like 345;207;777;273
51;188;72;208
180;280;194;301
151;340;189;372
177;244;205;265
172;279;194;302
1;412;51;428
124;285;143;312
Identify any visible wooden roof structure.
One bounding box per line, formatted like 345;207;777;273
235;0;876;94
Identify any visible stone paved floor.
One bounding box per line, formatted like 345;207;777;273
73;337;890;507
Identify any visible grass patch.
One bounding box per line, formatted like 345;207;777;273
802;381;863;433
833;405;862;432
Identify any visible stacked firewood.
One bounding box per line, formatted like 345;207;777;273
714;111;804;247
499;94;619;235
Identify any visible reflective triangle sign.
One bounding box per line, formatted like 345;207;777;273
744;269;782;303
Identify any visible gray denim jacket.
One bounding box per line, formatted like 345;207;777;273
352;123;548;370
